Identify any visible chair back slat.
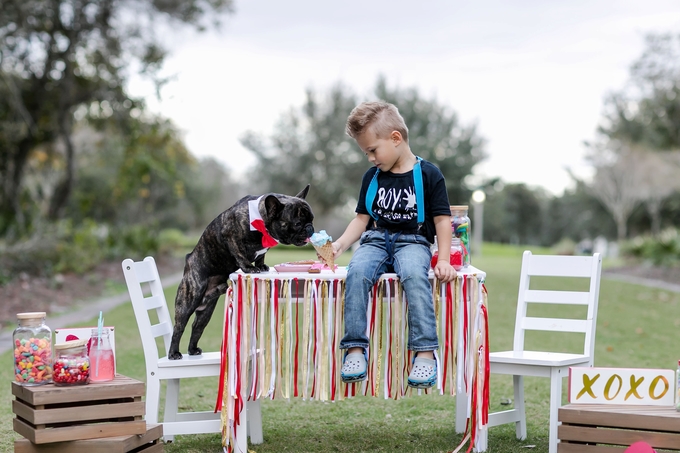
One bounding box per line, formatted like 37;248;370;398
513;251;602;358
144;294;166;310
122;257;174;361
150;321;173;339
524;290;590;305
133;260;158;283
525;254;597;277
521;317;589;333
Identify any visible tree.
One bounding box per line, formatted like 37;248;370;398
242;76;487;218
599;33;680;149
636;149;680;235
241;83;363;218
481;182;546;245
589;32;680;239
0;0;234;236
587;141;647;240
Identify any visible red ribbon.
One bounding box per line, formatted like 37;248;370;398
251;219;279;248
215;288;231;413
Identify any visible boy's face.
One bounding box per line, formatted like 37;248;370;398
355;128;404;173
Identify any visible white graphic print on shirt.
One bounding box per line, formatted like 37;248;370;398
373;184;418;222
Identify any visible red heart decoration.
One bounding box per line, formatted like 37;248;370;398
65;334;79;341
625;442;656;453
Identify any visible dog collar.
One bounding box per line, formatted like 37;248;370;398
249;196;279;248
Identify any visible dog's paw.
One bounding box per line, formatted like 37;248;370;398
256;264;270;272
188;346;203;356
169;351;183;360
241;265;261;273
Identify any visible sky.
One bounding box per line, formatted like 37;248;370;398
129;0;680;196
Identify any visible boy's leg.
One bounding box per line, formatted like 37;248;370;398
392;237;438;352
393;236;438;388
340;230;389;350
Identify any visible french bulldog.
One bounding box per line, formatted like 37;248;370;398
169;185;315;360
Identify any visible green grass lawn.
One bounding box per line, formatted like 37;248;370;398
3;244;679;452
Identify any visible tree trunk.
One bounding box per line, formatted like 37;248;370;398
1;139;34;234
645;199;662;236
47;117;76;220
615;212;628;241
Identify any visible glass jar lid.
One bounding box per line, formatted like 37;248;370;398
17;312;47;319
450;205;468;211
55;339;88;350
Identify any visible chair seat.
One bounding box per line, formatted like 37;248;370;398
490;350;590;368
158;351;222;368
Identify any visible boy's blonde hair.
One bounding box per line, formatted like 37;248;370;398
345;101;409;142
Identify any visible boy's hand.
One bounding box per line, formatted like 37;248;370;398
434;261;456;282
317;241;344;261
332;241;344;259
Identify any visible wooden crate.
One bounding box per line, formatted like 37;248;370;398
14;423;163;453
558;404;680;452
12;374;147;444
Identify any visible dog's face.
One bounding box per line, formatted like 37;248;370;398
261;185;315;246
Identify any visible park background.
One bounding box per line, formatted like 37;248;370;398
3;2;680;451
3;1;680;281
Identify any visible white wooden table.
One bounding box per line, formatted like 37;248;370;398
217;265;489;453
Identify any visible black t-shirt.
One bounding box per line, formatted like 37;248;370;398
355;158;451;243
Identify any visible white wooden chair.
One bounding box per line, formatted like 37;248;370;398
485;251;602;453
121;256;263;445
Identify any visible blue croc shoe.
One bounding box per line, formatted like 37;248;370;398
408;356;437;389
341;350;367;383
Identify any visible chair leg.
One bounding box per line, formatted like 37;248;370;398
548;369;563;453
163;378;180;442
513;375;527;440
247;400;263;444
145;375;161;426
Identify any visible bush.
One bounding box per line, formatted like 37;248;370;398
105;224;160;259
621;228;680;266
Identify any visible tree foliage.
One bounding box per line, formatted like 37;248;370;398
588;32;680;240
241;83;364;216
0;0;234;237
599;33;680;149
241;76;487;217
481;183;545;245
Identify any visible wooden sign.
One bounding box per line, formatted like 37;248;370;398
568;367;675;406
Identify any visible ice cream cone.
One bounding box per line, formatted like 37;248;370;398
314;241;335;272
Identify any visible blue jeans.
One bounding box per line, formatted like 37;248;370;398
340;229;439;352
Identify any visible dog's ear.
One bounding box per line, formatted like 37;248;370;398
295;184;310;200
263;194;284;218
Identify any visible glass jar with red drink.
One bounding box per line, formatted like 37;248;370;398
430;237;464;271
89;327;115;382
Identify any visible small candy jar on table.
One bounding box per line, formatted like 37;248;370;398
13;312;53;386
53;339;90;386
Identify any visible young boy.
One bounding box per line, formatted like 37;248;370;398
329;101;456;388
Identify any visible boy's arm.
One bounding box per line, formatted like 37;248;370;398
332;214;371;258
433;215;456;282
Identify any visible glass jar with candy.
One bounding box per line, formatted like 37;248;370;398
53;339;90;386
450;205;471;267
13;312;53;386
